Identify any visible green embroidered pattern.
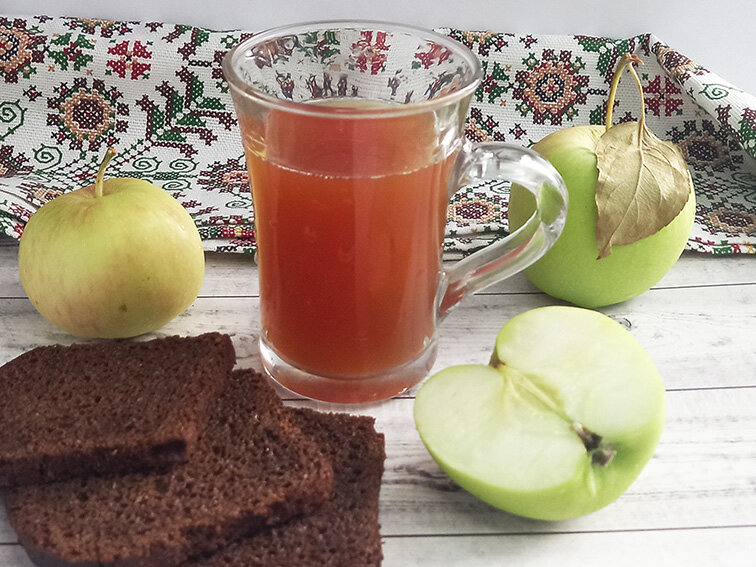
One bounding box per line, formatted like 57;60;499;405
0;18;754;255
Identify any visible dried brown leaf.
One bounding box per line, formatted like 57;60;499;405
594;121;691;259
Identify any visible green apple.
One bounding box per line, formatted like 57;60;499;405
414;306;665;521
18;148;205;338
509;127;695;307
509;55;695;308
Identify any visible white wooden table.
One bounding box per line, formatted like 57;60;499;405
1;237;755;566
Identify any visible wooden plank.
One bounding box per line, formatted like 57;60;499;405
1;526;753;567
438;291;722;378
0;245;260;300
438;283;756;391
200;252;257;297
0;245;22;299
182;249;756;296
0;545;34;567
0;297;265;375
381;526;756;566
1;281;754;391
1;245;754;301
654;251;756;289
477;250;756;295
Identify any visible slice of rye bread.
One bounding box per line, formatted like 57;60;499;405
5;369;334;567
0;332;236;486
183;408;386;567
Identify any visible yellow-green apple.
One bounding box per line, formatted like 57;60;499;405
414;306;666;521
509;54;695;308
18;148;205;338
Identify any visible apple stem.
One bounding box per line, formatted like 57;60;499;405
626;60;647;137
604;53;644;132
571;423;617;467
95;147;117;199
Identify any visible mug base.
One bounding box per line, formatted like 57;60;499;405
259;334;438;404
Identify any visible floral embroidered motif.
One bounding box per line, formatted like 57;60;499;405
575;35;648;83
478;60;510;104
643;74;684;117
447;30;511;57
511;50;590;125
466;107;506;142
0;18;752;257
413;42;452;69
48;33;96;72
350;31;389;75
448;193;503;225
47;78;128;152
106;40;152;79
299;30;340;64
738;107;756;156
64;17;134;38
0;145;32;177
666;119;741;171
0;18;46;83
197;156;249;194
707;208;756;236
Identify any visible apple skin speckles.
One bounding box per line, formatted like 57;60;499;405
18;149;205;338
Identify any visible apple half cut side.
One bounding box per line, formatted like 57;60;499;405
414;306;666;521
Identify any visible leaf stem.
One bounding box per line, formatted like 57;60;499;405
604;53;643;131
95;147;117;199
626;61;647;135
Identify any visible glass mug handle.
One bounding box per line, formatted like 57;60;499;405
437;140;569;318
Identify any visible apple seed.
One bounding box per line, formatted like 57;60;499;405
571;422;616;467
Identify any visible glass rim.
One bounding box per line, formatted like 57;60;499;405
221;19;483;118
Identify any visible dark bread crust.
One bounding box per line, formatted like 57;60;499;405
6;370;334;567
184;408;385;567
0;333;236;486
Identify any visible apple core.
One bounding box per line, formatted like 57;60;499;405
414;306;666;521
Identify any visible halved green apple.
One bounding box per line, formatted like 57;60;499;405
414;306;665;521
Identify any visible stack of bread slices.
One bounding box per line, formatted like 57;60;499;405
0;333;385;567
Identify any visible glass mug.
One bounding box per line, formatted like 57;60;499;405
223;21;568;403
